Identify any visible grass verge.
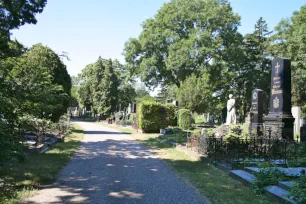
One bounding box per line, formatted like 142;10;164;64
133;134;279;204
0;123;84;204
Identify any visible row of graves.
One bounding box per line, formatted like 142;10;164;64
187;58;306;203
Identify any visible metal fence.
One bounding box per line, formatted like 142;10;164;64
188;135;298;166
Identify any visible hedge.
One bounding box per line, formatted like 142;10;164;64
138;102;177;133
165;103;177;127
178;109;191;130
139;101;163;133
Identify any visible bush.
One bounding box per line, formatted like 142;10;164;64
178;109;191;130
289;175;306;203
120;120;132;126
224;124;249;142
130;113;136;123
165;103;177;127
139;101;163;133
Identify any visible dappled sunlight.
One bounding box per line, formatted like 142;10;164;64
108;190;144;199
22;122;207;203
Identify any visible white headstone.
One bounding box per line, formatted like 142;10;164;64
292;106;301;135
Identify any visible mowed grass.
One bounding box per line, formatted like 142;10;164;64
134;135;279;204
0;123;84;204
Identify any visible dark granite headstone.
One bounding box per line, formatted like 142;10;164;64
300;120;306;142
132;102;137;113
250;89;264;125
250;89;264;136
264;57;294;140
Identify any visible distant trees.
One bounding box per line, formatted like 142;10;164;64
77;58;136;116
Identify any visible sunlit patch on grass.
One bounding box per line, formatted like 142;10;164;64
135;136;279;204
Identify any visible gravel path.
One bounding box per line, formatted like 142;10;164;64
25;122;207;204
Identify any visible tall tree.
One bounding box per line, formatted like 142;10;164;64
99;60;119;115
233;17;272;121
270;5;306;116
123;0;241;89
18;44;71;122
0;0;47;58
177;73;211;113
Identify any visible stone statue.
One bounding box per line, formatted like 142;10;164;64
226;94;236;125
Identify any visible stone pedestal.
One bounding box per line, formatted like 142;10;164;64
264;58;294;140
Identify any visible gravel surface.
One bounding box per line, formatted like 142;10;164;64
25;122;207;204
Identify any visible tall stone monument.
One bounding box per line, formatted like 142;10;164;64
250;89;264;136
264;57;294;140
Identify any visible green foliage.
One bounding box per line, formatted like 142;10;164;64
224;124;249;142
178;109;191;130
0;0;47;58
130;113;136;123
139;101;163;133
135;87;150;98
77;57;136;116
287;142;306;167
270;5;306;117
136;95;155;103
252;166;283;194
124;0;241;88
234;17;272;120
165;103;177;127
21;44;72;122
289;175;306;203
177;73;211;113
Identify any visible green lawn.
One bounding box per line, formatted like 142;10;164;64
134;135;279;204
0;123;84;204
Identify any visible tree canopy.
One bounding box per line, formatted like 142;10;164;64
124;0;241;88
77;57;136;116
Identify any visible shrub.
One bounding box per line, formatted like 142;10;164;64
120;120;132;126
252;166;283;194
224;124;249;142
289;175;306;203
164;103;177;127
178;109;191;130
130;113;136;123
139;101;163;133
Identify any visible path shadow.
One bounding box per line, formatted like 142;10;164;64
23;137;206;204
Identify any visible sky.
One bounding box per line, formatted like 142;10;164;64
12;0;305;78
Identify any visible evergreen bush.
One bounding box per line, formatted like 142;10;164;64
178;109;191;130
139;101;163;133
165;103;177;127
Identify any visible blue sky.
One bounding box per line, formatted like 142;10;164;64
12;0;305;78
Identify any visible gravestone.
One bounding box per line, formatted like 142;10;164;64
132;102;137;113
263;57;294;140
250;89;264;136
172;100;179;107
300;120;306;142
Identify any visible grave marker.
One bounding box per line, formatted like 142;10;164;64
250;89;264;136
264;57;294;140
